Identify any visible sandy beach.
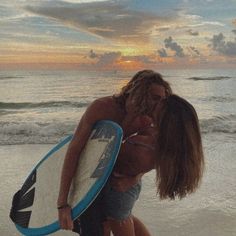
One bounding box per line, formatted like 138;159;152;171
0;144;77;236
1;135;236;236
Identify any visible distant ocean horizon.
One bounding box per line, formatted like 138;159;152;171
0;68;235;145
0;68;236;236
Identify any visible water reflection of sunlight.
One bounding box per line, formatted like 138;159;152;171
112;78;130;94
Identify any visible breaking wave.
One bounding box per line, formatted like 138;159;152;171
1;114;235;145
0;101;90;110
187;76;231;81
0;76;24;80
200;114;236;134
0;121;76;145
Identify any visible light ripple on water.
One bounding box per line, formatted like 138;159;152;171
187;76;232;81
0;101;90;109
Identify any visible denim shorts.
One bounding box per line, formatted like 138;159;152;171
102;180;142;220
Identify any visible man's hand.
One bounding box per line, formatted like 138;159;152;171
58;206;74;230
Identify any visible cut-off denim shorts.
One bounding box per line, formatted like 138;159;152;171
74;180;142;235
102;180;142;220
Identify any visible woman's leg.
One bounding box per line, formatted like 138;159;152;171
103;220;111;236
108;216;135;236
133;216;151;236
102;179;142;236
104;215;151;236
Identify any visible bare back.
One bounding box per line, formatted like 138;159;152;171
115;134;156;176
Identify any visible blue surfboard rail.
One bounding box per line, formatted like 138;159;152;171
10;120;123;236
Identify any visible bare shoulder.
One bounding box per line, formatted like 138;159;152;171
82;96;123;125
71;97;115;143
71;96;124;146
89;96;114;109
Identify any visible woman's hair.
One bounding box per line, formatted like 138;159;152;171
114;70;172;115
155;95;204;200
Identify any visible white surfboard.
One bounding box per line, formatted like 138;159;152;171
10;120;123;236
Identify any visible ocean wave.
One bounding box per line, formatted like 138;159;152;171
0;101;90;110
187;76;231;81
200;114;236;134
0;121;76;145
1;115;236;145
201;96;235;103
0;76;24;80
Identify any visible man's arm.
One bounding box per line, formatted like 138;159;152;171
57;114;92;207
57;99;108;229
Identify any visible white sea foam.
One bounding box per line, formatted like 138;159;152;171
0;121;76;144
0;114;235;144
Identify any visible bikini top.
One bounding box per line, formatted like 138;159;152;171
112;130;155;178
122;128;156;151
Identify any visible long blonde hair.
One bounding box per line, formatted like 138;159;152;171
155;95;204;199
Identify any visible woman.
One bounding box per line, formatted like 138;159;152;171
57;70;172;234
101;94;204;236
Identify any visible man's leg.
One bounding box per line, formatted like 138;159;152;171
73;193;104;236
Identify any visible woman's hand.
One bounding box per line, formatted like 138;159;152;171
58;206;74;230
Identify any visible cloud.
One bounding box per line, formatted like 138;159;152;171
157;48;168;57
63;0;106;3
96;51;122;66
209;33;236;56
88;52;157;68
164;36;185;57
183;14;202;21
187;29;199;36
84;50;122;69
189;46;200;56
186;21;224;28
24;1;171;42
155;26;170;32
209;33;225;50
122;55;155;64
89;49;98;59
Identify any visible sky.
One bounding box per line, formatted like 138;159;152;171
0;0;236;70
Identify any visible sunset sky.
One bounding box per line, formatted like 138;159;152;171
1;0;236;70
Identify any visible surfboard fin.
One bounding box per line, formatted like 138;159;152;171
10;169;37;228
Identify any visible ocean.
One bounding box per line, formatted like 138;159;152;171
0;68;235;236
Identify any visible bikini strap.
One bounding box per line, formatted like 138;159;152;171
122;127;156;150
125;139;155;150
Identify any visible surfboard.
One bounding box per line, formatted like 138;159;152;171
10;120;123;236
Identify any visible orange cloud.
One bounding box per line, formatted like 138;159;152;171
232;19;236;26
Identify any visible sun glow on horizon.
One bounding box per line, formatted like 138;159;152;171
1;0;236;70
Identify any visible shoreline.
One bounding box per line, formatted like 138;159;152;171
1;142;236;236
